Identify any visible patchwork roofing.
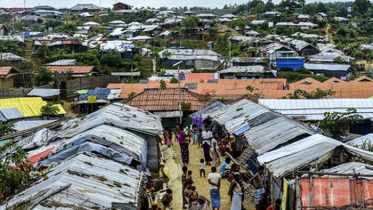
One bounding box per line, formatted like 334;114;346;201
124;88;213;111
3;153;145;209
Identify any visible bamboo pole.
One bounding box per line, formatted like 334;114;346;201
295;176;302;210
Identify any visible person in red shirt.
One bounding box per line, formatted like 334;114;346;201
267;199;282;210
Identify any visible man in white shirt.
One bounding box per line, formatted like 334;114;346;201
208;166;221;210
210;133;220;167
202;125;213;165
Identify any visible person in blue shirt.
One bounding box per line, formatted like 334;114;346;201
219;157;231;177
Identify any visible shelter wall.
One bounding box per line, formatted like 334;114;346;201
0;77;14;89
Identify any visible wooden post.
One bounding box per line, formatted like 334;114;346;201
325;188;329;206
295;176;302;210
354;169;359;206
310;173;314;207
270;171;274;204
350;179;353;205
361;179;365;208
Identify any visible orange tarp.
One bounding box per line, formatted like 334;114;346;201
28;147;55;165
300;178;373;208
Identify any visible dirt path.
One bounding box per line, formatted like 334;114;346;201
173;139;232;209
326;24;334;44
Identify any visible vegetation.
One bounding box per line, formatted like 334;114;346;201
0;142;35;202
128;92;137;98
0;40;21;55
180;102;192;109
281;88;336;99
33;66;54;86
40;103;60;119
0;124;15;137
277;68;330;83
160;79;167;89
319;108;364;140
170;77;179;83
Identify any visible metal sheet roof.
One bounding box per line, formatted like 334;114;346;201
258;134;373;177
304;63;351;71
46;59;76;66
0;107;24;121
259;99;373;121
320;162;373;179
27;88;60;97
154;111;183;118
244;117;314;155
220;66;265;74
189;101;227;119
2;153;144;210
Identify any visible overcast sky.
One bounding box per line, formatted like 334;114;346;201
4;0;351;9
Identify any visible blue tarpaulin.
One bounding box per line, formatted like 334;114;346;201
233;124;250;135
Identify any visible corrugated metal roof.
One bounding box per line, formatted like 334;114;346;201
320;162;373;178
0;66;17;76
244;117;314;155
189;101;227;119
154;111;183;118
46;59;76;66
0;53;28;62
220;66;265;74
259;99;373;121
47;66;96;74
184;73;214;81
304;63;351;71
0;107;24;121
71;3;100;10
27;88;60;97
3;153;144;210
258;134;373;177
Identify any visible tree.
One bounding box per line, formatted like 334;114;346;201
170;76;179;83
0;124;15;137
333;56;344;63
33;66;54;86
319;108;363;140
36;43;50;62
0;141;35;202
128;92;136;98
181;16;200;32
29;24;46;32
281;88;336;99
160;79;167;89
0;40;21;55
52;23;77;35
40;103;60;120
353;0;371;14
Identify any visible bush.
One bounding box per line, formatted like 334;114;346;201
170;77;179;83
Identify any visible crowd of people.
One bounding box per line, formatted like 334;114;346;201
149;121;283;210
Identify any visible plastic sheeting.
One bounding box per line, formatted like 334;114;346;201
13;120;56;131
2;154;144;210
188;101;228;119
39;142;133;167
258;134;373;177
347;134;373;148
245;117;314;155
56;125;148;166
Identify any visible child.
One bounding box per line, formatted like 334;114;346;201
146;176;154;193
199;159;205;178
197;128;203;148
190;186;199;210
187;170;194;184
192;124;197;145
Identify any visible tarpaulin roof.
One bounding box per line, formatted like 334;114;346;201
13;120;56;131
3;153;144;210
27;88;60;97
86;88;110;98
300;177;373;208
258;134;373;177
56;125;148;166
76;89;88;94
245;117;314;155
68;103;163;136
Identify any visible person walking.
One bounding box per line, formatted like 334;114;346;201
210;133;220;167
208;166;221;210
179;129;190;165
163;127;171;147
197;128;203;148
192;124;198;145
250;166;266;210
228;172;243;210
202;125;213;165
